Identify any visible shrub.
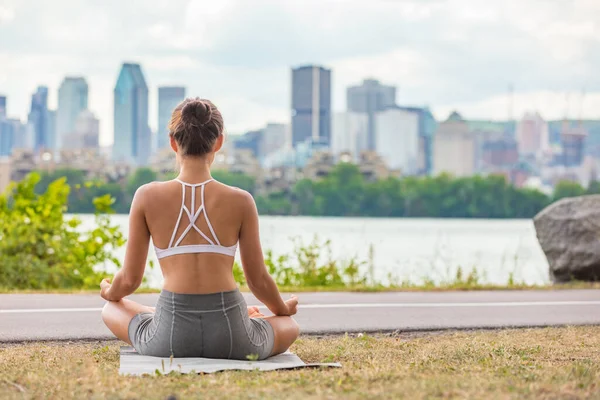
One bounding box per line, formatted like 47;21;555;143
0;173;125;289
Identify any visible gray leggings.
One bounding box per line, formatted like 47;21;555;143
128;289;275;360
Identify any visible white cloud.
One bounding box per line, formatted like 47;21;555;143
0;0;599;146
0;6;15;23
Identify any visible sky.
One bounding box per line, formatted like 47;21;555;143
0;0;599;146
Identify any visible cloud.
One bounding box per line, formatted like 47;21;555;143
0;6;15;23
0;0;599;146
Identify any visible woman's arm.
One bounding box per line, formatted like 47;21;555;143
100;185;151;302
238;191;297;316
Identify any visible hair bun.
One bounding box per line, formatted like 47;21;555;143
181;99;213;126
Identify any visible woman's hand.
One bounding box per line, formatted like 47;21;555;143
100;278;113;301
280;295;298;316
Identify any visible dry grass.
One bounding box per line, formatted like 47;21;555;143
1;327;599;399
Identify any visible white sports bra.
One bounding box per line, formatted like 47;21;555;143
154;179;238;259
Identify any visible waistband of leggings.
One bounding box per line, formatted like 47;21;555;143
157;288;245;311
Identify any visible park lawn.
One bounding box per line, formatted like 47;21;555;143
1;327;599;399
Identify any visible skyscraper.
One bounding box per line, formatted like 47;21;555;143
397;106;437;175
433;111;475;177
157;86;186;150
291;65;331;147
375;108;419;174
113;63;150;165
57;77;88;151
347;79;396;150
0;95;6;118
332;112;368;161
28;86;49;151
516;112;550;157
0;119;14;156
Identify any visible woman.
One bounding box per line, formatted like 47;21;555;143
100;98;299;360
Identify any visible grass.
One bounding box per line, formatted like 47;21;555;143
1;281;599;294
1;327;599;399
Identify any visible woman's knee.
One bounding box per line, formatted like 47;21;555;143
289;317;300;338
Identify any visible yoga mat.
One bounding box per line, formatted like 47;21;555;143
119;347;341;376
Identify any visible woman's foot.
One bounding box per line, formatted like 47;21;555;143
247;306;265;318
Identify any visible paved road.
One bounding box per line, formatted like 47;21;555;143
1;290;599;342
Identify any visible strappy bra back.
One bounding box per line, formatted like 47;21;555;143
154;179;238;259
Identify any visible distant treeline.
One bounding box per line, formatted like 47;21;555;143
30;164;599;218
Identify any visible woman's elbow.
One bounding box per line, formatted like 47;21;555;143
122;275;143;293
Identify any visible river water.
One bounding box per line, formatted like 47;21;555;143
78;215;550;287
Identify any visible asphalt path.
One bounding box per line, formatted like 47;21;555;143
1;290;599;342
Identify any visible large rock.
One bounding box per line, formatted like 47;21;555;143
534;195;600;282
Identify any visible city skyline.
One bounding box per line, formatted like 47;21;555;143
1;0;599;146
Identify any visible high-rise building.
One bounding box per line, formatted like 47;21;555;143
516;112;550;157
433;111;475;177
291;65;331;147
233;130;262;158
332;112;368;162
113;63;150;165
57;77;88;151
0;119;28;156
0;95;6;118
561;125;587;167
396;106;437;175
28;86;49;151
375;108;420;174
261;123;288;159
63;110;100;150
0;119;14;156
47;110;56;151
157;86;186;150
347;79;396;150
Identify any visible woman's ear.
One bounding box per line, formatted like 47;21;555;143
213;134;224;153
170;135;178;153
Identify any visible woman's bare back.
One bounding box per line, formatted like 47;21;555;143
141;179;250;294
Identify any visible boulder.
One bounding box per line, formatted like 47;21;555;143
534;195;600;282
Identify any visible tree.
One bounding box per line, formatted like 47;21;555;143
552;180;586;202
212;170;255;193
126;168;158;197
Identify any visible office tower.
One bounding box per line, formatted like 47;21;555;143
28;86;49;151
0;95;6;118
0;119;28;156
157;87;186;150
113;63;150;165
375;108;419;174
260;123;288;159
47;110;56;151
63;110;100;150
233;130;262;158
397;106;437;175
347;79;396;150
332;112;368;161
516;112;550;156
291;65;331;147
57;77;88;151
433;112;475;177
561;125;587;167
0;119;14;156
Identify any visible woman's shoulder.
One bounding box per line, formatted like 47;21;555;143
212;181;255;204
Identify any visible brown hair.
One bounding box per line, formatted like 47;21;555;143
168;97;224;156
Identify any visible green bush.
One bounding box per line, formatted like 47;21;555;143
0;173;125;289
233;236;368;289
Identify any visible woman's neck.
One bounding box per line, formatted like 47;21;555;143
177;156;213;184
